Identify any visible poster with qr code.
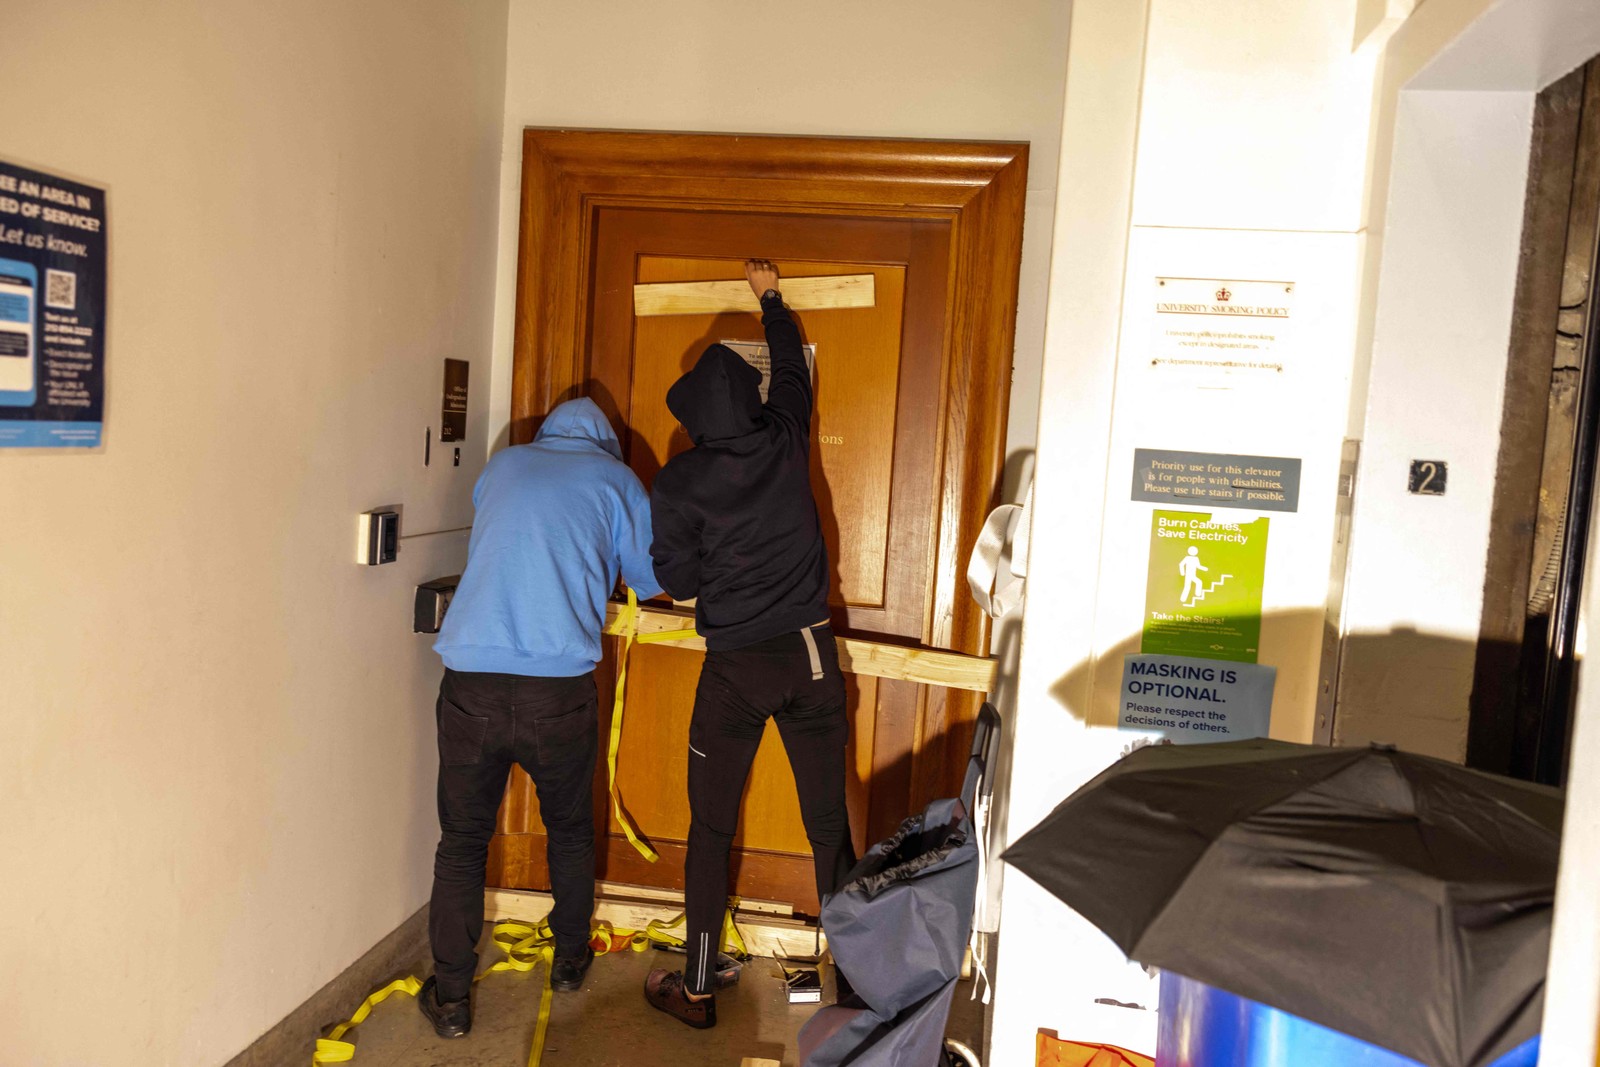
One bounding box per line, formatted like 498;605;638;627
0;159;107;448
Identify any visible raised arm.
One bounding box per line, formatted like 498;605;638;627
746;258;811;439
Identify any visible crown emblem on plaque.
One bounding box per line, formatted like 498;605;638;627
1215;286;1232;302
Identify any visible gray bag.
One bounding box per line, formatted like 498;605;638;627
798;705;998;1067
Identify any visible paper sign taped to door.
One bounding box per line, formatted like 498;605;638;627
720;339;816;403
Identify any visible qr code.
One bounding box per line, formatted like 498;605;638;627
45;269;76;310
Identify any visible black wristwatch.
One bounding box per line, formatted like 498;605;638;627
760;288;781;303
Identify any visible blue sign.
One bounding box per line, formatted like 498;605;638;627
0;160;107;448
1118;653;1276;743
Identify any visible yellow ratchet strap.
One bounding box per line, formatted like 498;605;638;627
641;907;750;959
312;976;422;1064
313;917;668;1067
601;587;698;862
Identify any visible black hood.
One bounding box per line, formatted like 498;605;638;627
666;344;763;443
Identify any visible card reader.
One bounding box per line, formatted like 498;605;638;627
414;575;460;633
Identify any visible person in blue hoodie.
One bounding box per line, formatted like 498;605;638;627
421;397;661;1039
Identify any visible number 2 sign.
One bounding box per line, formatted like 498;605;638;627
1409;460;1447;496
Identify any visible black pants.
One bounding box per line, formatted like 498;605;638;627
684;626;856;995
429;668;598;1001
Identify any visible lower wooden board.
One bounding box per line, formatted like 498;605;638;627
485;887;827;960
608;600;997;693
490;833;829;915
485;886;975;979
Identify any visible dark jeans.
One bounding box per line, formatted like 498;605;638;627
428;668;598;1001
684;626;856;995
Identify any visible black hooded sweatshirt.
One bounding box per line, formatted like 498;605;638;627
649;295;831;651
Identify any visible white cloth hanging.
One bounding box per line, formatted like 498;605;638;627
965;483;1032;619
962;481;1032;998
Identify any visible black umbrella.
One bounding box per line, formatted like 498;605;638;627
1003;739;1563;1067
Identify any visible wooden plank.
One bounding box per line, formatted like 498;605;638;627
485;887;825;959
633;273;875;317
486;884;792;920
591;880;793;917
605;601;997;692
493;832;832;915
839;637;996;695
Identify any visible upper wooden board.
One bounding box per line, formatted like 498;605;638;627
633;273;875;317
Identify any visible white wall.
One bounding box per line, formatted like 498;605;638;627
1085;227;1364;742
995;0;1600;1060
1547;515;1600;1064
486;0;1073;499
1335;0;1600;760
1405;0;1600;92
1343;0;1600;1058
1338;89;1533;759
1033;0;1379;759
1135;0;1378;232
988;0;1154;1056
994;0;1384;1059
0;2;507;1063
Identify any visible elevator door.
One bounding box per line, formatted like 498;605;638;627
487;130;1027;911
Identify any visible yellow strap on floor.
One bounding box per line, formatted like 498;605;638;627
640;907;749;959
722;908;749;959
479;921;556;1067
313;919;620;1067
312;909;748;1067
590;918;651;955
312;976;423;1064
601;587;698;862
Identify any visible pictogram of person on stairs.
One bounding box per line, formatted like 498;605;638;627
1180;546;1208;606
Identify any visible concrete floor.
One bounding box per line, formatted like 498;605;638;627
341;925;985;1066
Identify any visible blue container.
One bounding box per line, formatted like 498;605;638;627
1156;972;1539;1067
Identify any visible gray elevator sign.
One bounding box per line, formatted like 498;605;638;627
1132;448;1301;513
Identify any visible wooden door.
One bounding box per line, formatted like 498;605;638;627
487;131;1026;914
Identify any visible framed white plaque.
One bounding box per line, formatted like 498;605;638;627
1148;277;1296;384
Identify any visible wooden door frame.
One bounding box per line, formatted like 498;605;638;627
511;129;1027;654
509;128;1027;829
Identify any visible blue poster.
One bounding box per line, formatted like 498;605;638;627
0;160;107;448
1118;653;1276;744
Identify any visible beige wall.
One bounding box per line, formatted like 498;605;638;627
0;2;508;1063
486;0;1073;500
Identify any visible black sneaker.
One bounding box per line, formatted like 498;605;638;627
550;946;595;992
644;968;717;1029
417;975;471;1038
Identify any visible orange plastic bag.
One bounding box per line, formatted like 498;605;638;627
1036;1032;1155;1067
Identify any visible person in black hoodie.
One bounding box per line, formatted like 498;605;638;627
643;259;854;1029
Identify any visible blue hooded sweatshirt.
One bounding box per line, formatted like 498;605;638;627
433;398;662;677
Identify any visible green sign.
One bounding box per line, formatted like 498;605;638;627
1142;509;1269;663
